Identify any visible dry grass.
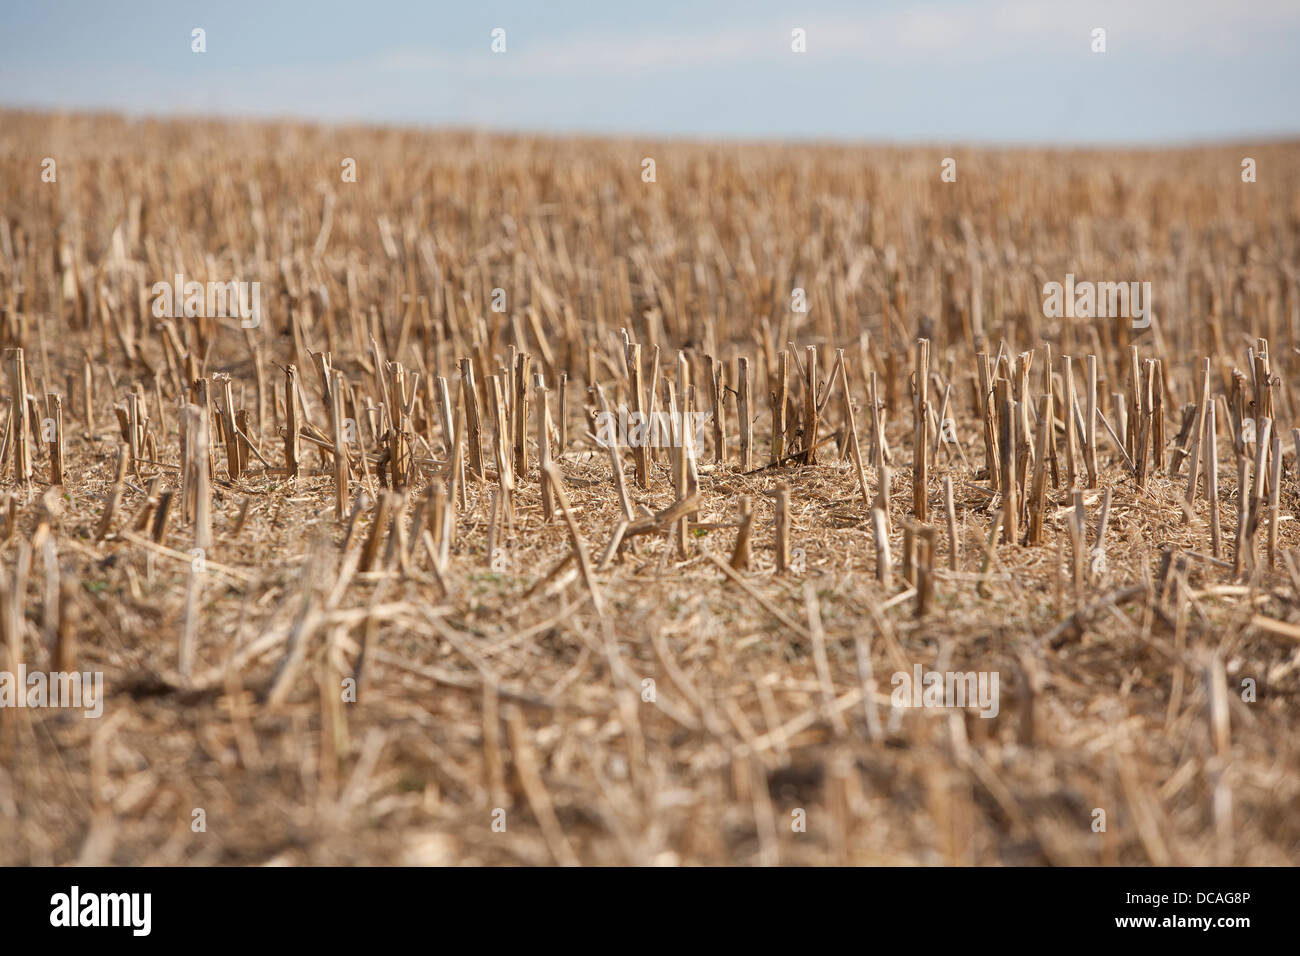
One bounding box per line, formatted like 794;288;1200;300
0;111;1298;865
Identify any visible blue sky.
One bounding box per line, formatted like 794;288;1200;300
1;0;1297;144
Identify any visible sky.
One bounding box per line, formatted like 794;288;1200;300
1;0;1297;144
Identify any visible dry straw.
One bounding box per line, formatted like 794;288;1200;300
0;112;1296;866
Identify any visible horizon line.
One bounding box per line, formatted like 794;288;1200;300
6;103;1300;153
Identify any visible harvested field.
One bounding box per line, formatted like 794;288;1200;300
1;111;1298;865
